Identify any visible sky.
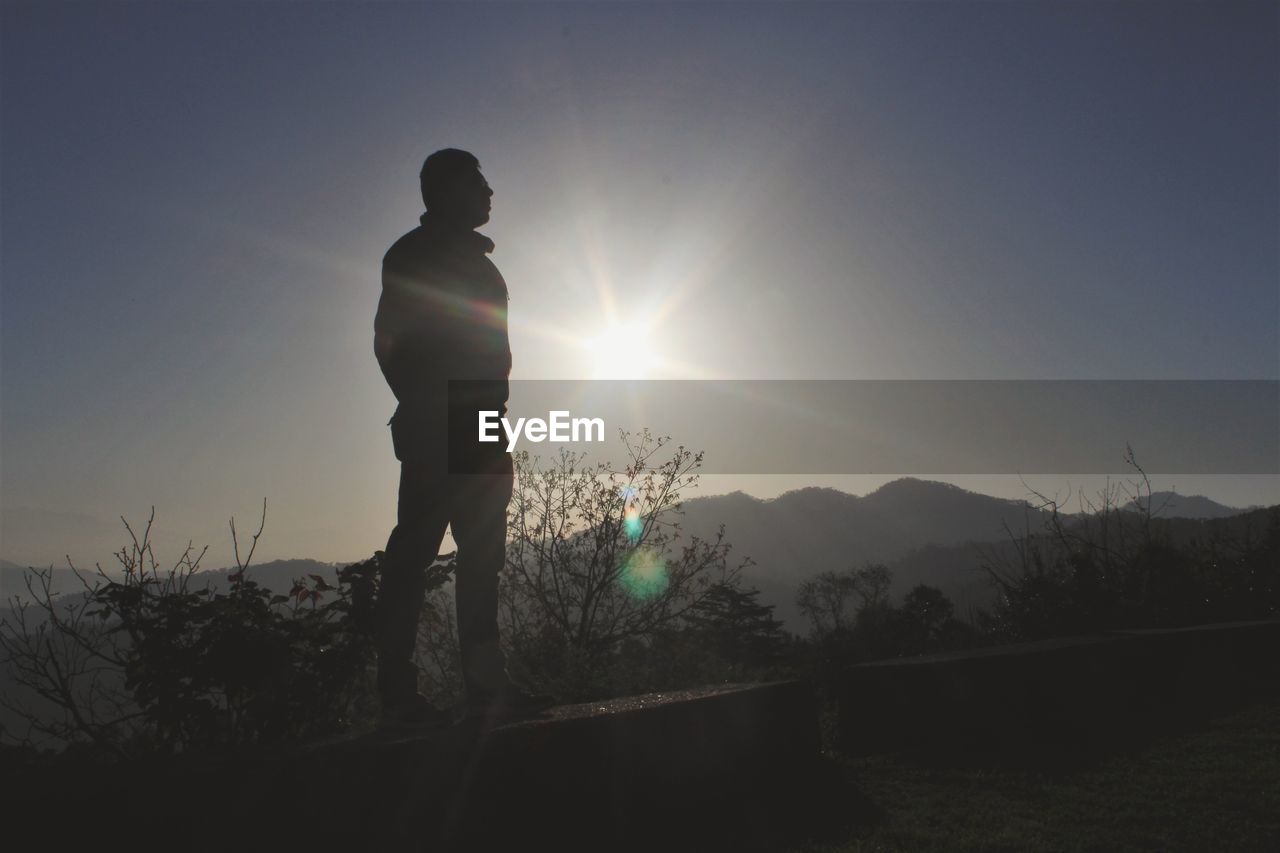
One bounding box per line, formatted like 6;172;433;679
1;1;1277;569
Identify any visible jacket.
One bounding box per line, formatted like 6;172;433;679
374;212;511;462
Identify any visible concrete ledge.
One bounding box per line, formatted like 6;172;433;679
229;680;819;850
3;680;819;851
836;619;1280;757
1104;620;1280;719
835;635;1130;756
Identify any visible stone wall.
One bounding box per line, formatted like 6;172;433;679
835;619;1280;757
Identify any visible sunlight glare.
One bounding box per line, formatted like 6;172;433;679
585;322;657;379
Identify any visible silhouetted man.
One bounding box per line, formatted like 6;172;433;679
374;149;547;728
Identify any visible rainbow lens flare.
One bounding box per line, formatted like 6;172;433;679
620;485;643;542
619;548;668;600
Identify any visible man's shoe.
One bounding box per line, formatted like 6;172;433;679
379;693;453;731
465;684;556;724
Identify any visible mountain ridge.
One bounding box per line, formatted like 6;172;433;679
2;480;1257;630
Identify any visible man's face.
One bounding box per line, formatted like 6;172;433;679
444;166;493;229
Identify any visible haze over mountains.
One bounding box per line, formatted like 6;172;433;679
672;479;1049;630
0;557;346;609
1;479;1252;632
1120;491;1260;520
668;480;1254;630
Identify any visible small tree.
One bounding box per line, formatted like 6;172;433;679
601;582;793;696
796;562;892;637
900;584;953;637
680;581;792;673
796;571;856;636
0;505;417;755
500;430;743;699
980;446;1280;639
895;584;958;654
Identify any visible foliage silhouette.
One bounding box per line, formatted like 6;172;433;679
499;430;747;701
979;448;1280;640
0;504;453;754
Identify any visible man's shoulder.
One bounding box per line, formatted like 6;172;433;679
382;220;498;287
382;226;437;270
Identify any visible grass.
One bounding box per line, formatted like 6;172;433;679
789;699;1280;853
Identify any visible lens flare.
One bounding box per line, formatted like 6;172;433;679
623;511;643;542
619;548;668;599
621;485;643;542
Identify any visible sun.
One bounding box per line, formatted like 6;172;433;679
584;321;657;379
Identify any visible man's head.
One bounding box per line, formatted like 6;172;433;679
420;148;492;229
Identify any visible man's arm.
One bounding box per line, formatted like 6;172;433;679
375;237;512;436
374;250;456;408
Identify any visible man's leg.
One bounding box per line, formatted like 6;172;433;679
450;452;515;698
377;459;450;704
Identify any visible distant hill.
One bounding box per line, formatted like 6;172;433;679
0;557;341;606
5;480;1044;630
878;504;1280;628
1121;491;1251;520
0;560;84;603
668;478;1057;632
203;558;343;594
3;480;1263;634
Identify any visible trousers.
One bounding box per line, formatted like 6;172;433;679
376;450;514;702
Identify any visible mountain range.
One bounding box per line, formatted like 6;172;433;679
1120;491;1260;520
669;478;1052;630
1;479;1252;633
0;557;344;609
667;480;1253;630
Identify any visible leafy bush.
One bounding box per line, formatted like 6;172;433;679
980;450;1280;641
500;431;748;701
0;505;427;756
